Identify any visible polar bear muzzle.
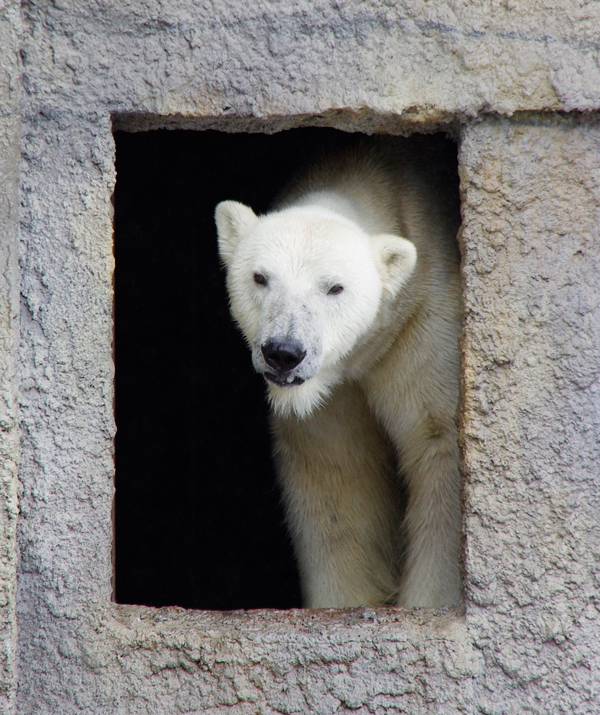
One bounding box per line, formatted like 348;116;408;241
261;338;308;387
262;339;307;374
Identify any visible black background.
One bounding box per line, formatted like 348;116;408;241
113;127;357;610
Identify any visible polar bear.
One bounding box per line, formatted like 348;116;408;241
215;136;462;609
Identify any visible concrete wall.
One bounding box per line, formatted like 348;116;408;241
0;1;598;712
460;114;600;713
0;1;21;712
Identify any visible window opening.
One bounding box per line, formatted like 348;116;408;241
113;127;459;610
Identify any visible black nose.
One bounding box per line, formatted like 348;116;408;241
261;339;306;372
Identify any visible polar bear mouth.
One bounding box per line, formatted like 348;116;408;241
264;373;306;388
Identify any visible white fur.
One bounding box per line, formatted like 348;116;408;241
216;138;462;608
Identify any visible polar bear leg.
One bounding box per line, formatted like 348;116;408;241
271;381;402;608
362;330;462;609
394;414;462;608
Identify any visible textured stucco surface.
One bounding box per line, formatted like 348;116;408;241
459;115;600;713
18;0;600;130
3;0;600;712
20;605;477;714
0;1;21;713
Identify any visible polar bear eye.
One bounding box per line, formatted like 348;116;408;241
253;273;267;286
327;284;344;295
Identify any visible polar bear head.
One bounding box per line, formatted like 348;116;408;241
215;200;416;418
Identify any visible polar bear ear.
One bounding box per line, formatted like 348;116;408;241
371;234;417;297
215;201;259;265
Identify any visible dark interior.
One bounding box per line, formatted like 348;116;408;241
113;126;458;611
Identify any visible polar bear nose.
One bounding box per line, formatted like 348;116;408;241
261;339;306;372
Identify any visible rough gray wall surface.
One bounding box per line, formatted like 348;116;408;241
0;1;21;713
17;112;116;711
20;605;477;714
460;115;600;713
8;0;600;713
19;0;600;127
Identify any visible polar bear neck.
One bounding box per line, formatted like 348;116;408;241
289;190;381;236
